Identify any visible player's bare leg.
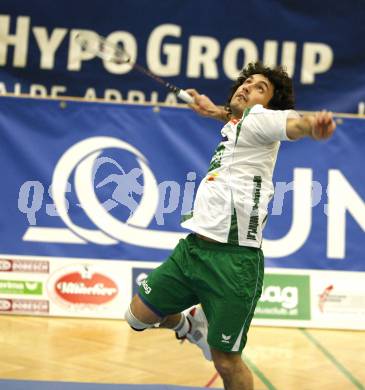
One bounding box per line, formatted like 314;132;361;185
211;349;253;390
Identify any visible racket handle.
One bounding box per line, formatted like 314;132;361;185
176;89;194;104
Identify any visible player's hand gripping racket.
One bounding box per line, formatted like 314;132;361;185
75;32;194;104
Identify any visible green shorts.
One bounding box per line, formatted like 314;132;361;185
138;233;264;353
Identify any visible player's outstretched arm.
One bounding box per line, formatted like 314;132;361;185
286;111;336;141
186;89;230;122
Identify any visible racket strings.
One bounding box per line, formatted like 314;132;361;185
98;41;130;65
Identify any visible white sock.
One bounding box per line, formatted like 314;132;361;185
173;313;190;338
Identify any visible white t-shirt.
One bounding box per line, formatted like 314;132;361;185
181;104;300;248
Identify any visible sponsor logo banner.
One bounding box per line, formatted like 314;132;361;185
48;264;119;309
0;298;49;314
311;271;365;323
0;255;132;319
255;274;311;320
0;259;49;273
0;2;364;113
0;279;43;295
0;254;363;329
55;271;118;305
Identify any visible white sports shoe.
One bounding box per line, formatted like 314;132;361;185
181;305;212;361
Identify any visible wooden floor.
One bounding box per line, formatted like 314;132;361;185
0;315;364;390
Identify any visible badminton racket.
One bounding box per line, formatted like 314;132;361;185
75;32;194;104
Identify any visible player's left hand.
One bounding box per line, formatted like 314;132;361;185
311;111;336;140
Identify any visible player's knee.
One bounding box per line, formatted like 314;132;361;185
214;358;233;378
212;350;243;379
124;304;154;332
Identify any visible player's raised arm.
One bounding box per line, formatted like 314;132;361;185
186;89;230;122
286;110;336;141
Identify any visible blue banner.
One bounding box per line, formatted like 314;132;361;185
1;97;365;272
0;1;364;113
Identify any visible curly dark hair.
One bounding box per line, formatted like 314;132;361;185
225;62;295;114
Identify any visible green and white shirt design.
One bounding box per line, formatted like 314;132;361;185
181;104;299;248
